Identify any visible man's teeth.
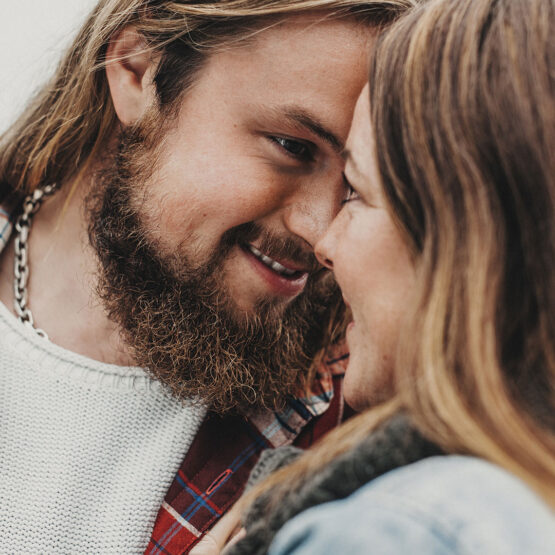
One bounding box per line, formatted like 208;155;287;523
247;245;298;277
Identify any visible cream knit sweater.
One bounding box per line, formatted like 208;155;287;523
0;301;207;554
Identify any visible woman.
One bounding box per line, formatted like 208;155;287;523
195;0;555;552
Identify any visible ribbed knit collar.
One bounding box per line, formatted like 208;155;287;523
0;299;158;391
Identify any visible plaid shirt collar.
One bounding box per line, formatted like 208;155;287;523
0;199;348;554
146;349;348;555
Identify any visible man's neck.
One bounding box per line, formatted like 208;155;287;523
0;179;136;366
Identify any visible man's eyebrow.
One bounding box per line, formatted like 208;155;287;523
277;106;344;153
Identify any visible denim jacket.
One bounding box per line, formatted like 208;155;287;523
270;455;555;554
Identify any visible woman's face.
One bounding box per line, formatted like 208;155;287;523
315;86;415;411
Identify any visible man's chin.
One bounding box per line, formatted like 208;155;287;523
228;293;296;319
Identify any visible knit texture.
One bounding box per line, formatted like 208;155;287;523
0;301;207;554
229;412;443;555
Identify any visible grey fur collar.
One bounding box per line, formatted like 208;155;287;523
228;413;443;555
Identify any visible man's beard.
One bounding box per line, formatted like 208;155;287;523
88;122;341;415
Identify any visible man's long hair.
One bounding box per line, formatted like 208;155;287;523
0;0;416;199
242;0;555;511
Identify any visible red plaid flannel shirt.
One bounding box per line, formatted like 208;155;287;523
146;349;349;554
0;199;349;554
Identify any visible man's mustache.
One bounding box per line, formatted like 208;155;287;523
222;222;321;274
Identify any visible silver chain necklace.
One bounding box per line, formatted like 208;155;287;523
13;183;58;339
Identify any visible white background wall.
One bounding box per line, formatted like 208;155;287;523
0;1;99;133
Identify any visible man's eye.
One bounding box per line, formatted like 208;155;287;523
271;137;314;161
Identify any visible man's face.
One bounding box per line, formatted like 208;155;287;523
91;15;371;413
138;15;371;312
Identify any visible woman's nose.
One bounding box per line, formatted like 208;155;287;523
314;230;335;270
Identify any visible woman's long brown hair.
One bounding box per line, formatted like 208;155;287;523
245;0;555;509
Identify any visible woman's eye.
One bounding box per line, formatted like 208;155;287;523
271;137;314;161
341;173;360;205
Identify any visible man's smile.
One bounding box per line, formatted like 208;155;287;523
240;242;310;297
245;243;310;275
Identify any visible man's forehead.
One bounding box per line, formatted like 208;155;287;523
198;16;371;132
197;11;373;81
219;10;369;47
240;11;369;51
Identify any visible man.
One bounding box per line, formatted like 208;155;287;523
0;1;415;553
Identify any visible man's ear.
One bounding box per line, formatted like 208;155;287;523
105;26;158;126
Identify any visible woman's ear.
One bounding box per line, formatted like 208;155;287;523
105;26;158;126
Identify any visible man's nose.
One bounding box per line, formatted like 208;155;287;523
282;181;341;250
